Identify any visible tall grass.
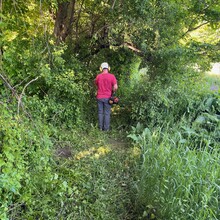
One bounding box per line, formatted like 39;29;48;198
129;125;220;220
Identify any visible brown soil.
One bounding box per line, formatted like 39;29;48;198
55;146;72;158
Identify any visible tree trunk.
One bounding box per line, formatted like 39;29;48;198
0;0;3;64
53;0;76;43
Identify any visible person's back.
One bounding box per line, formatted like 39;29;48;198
96;70;117;99
95;62;118;131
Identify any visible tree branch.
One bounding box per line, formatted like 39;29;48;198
181;0;219;38
123;42;141;53
17;77;39;115
112;0;117;9
182;21;209;38
0;72;18;99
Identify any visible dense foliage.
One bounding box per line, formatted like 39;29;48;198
0;0;220;219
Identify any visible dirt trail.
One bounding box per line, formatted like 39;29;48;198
106;137;128;151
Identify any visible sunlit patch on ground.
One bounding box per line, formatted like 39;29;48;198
74;146;111;160
111;105;121;115
130;146;141;157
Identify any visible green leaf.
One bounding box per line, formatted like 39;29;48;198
195;115;206;124
127;134;139;141
0;158;5;167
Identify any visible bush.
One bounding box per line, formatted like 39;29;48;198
0;106;55;219
1;36;91;128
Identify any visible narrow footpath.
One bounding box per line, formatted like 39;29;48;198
55;131;139;220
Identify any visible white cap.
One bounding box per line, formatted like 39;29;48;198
101;62;109;70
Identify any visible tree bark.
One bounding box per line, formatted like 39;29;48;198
0;0;3;63
53;0;76;43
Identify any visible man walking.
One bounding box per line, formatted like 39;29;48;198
95;62;118;131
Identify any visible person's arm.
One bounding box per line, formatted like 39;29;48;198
113;83;118;92
112;74;118;93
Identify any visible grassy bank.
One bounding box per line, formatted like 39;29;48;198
128;74;220;220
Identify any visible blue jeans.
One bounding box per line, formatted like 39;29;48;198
97;98;111;131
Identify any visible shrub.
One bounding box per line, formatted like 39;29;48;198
0;106;62;219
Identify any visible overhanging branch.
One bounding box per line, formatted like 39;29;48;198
182;21;209;38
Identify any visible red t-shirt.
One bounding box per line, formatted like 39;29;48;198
95;70;117;99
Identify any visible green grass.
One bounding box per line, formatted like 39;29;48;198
129;122;220;220
8;126;137;220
